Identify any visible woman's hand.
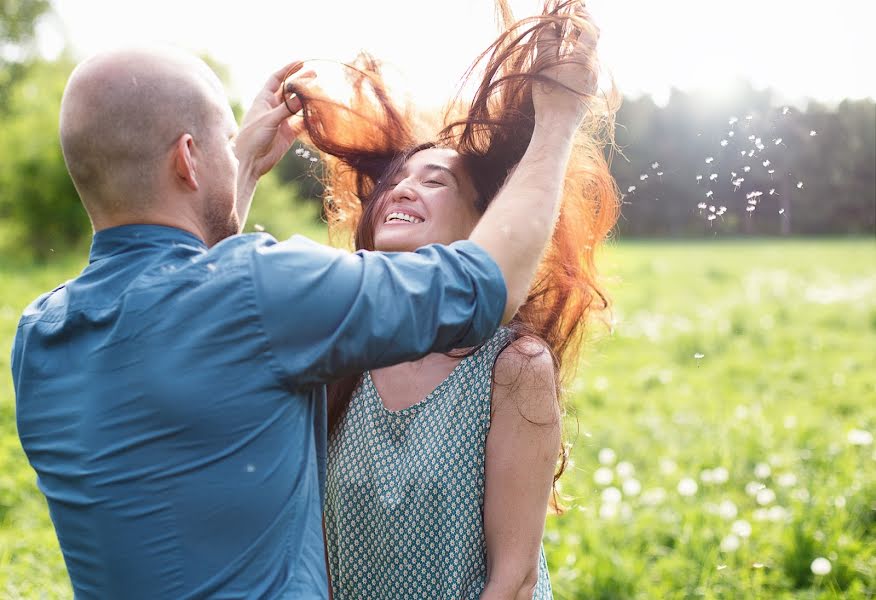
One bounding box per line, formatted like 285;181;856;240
532;6;600;127
234;61;315;227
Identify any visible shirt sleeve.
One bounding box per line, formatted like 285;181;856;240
248;235;507;388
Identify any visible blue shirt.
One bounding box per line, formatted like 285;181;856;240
12;224;505;599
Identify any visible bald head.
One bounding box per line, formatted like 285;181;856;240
60;47;228;218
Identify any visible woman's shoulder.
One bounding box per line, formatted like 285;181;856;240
490;333;558;421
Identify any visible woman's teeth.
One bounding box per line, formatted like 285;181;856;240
385;212;423;224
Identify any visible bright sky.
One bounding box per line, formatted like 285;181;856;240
40;0;876;109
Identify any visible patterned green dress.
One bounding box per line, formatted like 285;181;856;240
325;328;553;599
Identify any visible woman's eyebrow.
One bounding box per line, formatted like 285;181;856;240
422;164;459;186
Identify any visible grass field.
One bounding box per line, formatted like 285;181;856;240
1;237;874;599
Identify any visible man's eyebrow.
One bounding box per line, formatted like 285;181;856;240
423;164;459;185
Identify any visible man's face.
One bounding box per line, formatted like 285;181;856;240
200;100;240;246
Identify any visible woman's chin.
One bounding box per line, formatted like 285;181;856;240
374;230;423;252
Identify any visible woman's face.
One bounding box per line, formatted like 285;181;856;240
371;147;482;252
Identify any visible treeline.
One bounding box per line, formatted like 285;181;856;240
1;54;873;260
611;84;875;237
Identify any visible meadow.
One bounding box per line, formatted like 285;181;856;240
1;236;874;599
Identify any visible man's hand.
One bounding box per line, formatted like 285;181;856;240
532;7;599;128
234;61;315;228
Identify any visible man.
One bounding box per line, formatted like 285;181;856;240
12;39;594;599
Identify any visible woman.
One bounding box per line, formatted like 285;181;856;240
291;1;619;597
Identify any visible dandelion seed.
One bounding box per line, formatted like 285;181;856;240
707;214;717;221
748;135;756;141
657;171;663;177
779;208;785;214
616;461;635;479
717;564;728;571
720;534;741;552
705;157;714;164
696;175;703;182
769;188;777;195
709;205;716;213
768;169;775;176
651;161;660;169
677;478;698;497
745;481;766;496
732;178;745;189
746;206;756;212
792;488;810;502
719;500;738;520
729;117;738;125
602;487;622;504
598;448;617;465
309;156;318;162
752;563;765;569
744;166;751;172
811;557;831;576
768;506;789;522
301;150;311;159
810;130;817;136
748;199;758;206
694;352;705;359
721;139;729;147
745;115;753;121
622;478;642;496
594;467;614;486
253;223;265;232
659;458;677;475
731;171;738;177
763;159;771;167
706;190;714;198
782;106;790;115
774;138;783;145
641;487;667;505
748;150;755;157
848;429;873;445
697;202;708;209
732;519;752;538
728;131;735;137
294;148;305;156
627;185;637;193
599;503;619;519
710;174;718;181
756;488;776;506
797;181;803;189
740;150;747;156
640;174;648;181
717;206;727;216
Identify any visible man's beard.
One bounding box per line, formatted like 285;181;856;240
204;195;240;247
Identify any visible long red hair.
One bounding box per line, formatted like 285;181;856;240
290;0;620;505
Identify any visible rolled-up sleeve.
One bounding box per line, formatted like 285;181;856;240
248;235;506;387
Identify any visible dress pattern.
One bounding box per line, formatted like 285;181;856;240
325;328;553;599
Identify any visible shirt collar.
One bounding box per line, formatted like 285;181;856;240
89;224;208;263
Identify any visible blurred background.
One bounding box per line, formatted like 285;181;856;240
1;1;874;598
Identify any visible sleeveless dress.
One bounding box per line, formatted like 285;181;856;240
325;328;553;599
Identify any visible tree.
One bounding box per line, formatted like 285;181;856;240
1;0;52;113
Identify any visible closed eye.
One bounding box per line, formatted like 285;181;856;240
424;180;444;186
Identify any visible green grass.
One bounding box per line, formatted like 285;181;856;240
1;238;874;598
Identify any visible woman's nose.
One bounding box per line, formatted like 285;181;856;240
390;178;418;202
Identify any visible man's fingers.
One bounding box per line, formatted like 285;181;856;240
263;60;304;95
277;70;317;103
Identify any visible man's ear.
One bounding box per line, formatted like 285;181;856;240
173;134;199;191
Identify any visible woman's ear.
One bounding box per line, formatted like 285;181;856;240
173;133;199;191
